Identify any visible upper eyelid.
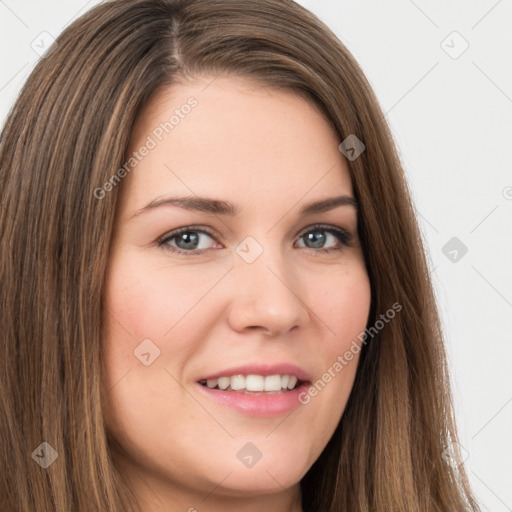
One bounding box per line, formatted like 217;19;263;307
297;223;351;237
158;225;216;242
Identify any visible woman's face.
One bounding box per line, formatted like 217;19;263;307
102;75;371;510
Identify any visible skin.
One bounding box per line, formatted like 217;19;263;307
101;75;371;512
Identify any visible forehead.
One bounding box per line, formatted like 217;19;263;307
120;75;353;211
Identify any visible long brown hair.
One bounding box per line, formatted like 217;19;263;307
0;0;479;510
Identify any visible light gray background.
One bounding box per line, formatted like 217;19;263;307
1;1;511;510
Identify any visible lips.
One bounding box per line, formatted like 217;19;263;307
195;377;311;416
194;363;313;416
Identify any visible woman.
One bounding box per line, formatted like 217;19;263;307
0;0;479;510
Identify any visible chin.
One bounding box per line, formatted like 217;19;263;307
200;447;310;495
205;470;304;497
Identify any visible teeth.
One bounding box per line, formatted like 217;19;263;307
230;375;245;390
199;374;302;392
217;377;230;390
287;376;297;389
246;375;264;391
264;375;282;391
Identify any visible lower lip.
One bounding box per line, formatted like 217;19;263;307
195;381;310;417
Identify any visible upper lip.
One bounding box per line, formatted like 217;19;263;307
197;363;311;383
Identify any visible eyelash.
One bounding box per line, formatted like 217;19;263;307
156;224;352;256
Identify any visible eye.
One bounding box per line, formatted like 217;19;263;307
295;224;352;253
157;226;219;254
157;223;352;255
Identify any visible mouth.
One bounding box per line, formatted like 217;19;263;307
195;363;312;415
197;374;305;394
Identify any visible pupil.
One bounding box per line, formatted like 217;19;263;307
306;231;325;248
177;232;199;250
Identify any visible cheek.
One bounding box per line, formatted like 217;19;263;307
299;264;370;436
101;253;220;456
101;251;232;408
104;252;229;340
325;266;371;383
316;263;372;343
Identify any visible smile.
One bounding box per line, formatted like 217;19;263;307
198;374;301;393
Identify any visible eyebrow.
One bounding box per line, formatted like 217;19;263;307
129;194;358;219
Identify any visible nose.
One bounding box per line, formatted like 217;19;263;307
226;249;311;337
